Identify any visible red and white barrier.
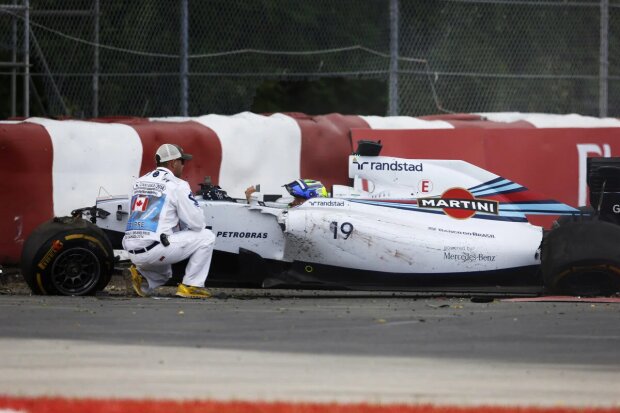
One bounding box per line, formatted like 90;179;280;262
28;118;144;216
156;112;303;196
2;111;620;264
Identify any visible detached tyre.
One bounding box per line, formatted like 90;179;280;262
21;217;114;296
542;220;620;296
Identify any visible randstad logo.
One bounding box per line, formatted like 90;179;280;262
355;160;423;172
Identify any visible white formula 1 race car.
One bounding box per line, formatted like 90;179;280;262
20;141;620;297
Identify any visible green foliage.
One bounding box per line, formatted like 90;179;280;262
0;1;614;118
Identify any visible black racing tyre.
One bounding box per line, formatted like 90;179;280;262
20;217;114;296
541;220;620;296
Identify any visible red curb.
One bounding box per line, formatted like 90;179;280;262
1;396;619;413
502;296;620;303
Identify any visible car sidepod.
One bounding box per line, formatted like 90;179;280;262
278;199;543;289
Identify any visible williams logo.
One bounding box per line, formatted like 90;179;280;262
354;160;423;172
418;188;498;219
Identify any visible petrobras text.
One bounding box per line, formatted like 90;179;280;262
216;231;268;239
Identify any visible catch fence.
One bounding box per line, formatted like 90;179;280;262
0;0;618;118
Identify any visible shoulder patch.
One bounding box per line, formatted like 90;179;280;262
188;192;199;207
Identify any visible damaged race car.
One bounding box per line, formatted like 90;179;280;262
20;141;620;297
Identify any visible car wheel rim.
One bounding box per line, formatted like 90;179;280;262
51;247;100;295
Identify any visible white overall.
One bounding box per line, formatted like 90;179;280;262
122;167;215;288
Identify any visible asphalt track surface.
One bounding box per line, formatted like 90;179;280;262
0;274;619;409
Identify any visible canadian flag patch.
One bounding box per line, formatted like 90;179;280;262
132;196;149;212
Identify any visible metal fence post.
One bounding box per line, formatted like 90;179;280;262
388;0;399;116
180;0;189;117
11;0;17;117
23;0;29;117
599;0;609;118
93;0;99;118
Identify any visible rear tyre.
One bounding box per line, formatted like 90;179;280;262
541;220;620;296
21;217;114;296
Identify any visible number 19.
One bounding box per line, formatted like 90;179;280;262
330;221;354;239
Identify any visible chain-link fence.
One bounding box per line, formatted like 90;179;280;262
399;0;614;116
0;0;618;118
